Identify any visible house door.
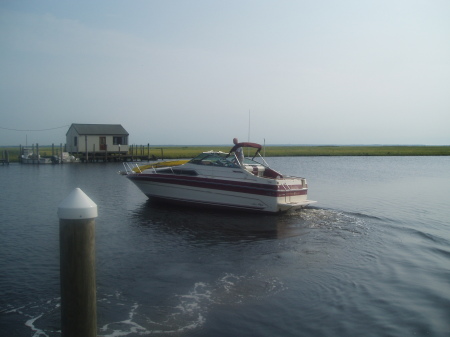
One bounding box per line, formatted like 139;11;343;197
99;137;107;151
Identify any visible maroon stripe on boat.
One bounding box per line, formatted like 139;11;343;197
128;174;307;197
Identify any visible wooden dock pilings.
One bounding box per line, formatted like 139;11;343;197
79;144;159;163
58;188;98;337
1;150;9;165
4;143;164;163
79;154;155;163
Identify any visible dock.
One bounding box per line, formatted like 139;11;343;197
78;154;156;163
78;144;159;163
1;150;9;165
3;144;167;164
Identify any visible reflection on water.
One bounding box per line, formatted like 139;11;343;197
130;200;313;241
129;200;369;242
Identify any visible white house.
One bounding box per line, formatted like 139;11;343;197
66;123;129;154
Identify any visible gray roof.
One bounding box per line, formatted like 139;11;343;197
68;123;129;136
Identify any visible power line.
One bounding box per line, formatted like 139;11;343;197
0;125;70;132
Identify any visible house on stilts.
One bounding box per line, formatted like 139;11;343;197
66;123;130;162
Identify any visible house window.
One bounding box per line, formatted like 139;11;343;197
74;136;78;146
113;136;128;145
113;137;122;145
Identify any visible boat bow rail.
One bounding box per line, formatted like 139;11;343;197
120;162;142;175
120;160;191;175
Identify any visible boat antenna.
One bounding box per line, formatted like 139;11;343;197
247;110;251;157
248;110;251;143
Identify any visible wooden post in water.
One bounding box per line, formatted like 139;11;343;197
85;135;89;163
1;150;9;165
36;143;40;165
58;188;98;337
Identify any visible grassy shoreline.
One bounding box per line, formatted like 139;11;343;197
2;145;449;162
145;145;450;158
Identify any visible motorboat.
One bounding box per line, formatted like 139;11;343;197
20;147;53;164
123;142;316;213
60;152;80;163
19;148;79;164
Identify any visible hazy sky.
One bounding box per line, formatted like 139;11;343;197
1;0;449;146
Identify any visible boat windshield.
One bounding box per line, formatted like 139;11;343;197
242;156;267;166
189;151;268;168
189;152;240;168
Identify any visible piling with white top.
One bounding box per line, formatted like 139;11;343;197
58;188;98;337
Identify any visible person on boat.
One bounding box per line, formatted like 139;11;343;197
233;138;244;165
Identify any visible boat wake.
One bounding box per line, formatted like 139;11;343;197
3;273;284;337
2;297;60;337
3;209;371;337
99;272;285;336
293;207;369;238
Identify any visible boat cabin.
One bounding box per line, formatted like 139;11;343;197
188;151;282;179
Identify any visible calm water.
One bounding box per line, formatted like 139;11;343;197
1;157;449;336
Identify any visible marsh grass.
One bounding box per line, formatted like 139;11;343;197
134;145;450;158
262;146;450;157
2;145;449;162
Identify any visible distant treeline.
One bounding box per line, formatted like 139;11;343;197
2;145;449;162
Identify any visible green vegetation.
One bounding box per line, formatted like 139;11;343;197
134;145;450;159
262;145;450;157
127;145;450;158
2;145;449;162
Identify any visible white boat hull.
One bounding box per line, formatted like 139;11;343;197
128;173;315;213
125;146;316;213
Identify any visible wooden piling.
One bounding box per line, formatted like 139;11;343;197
58;188;98;337
85;135;89;162
1;150;9;165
